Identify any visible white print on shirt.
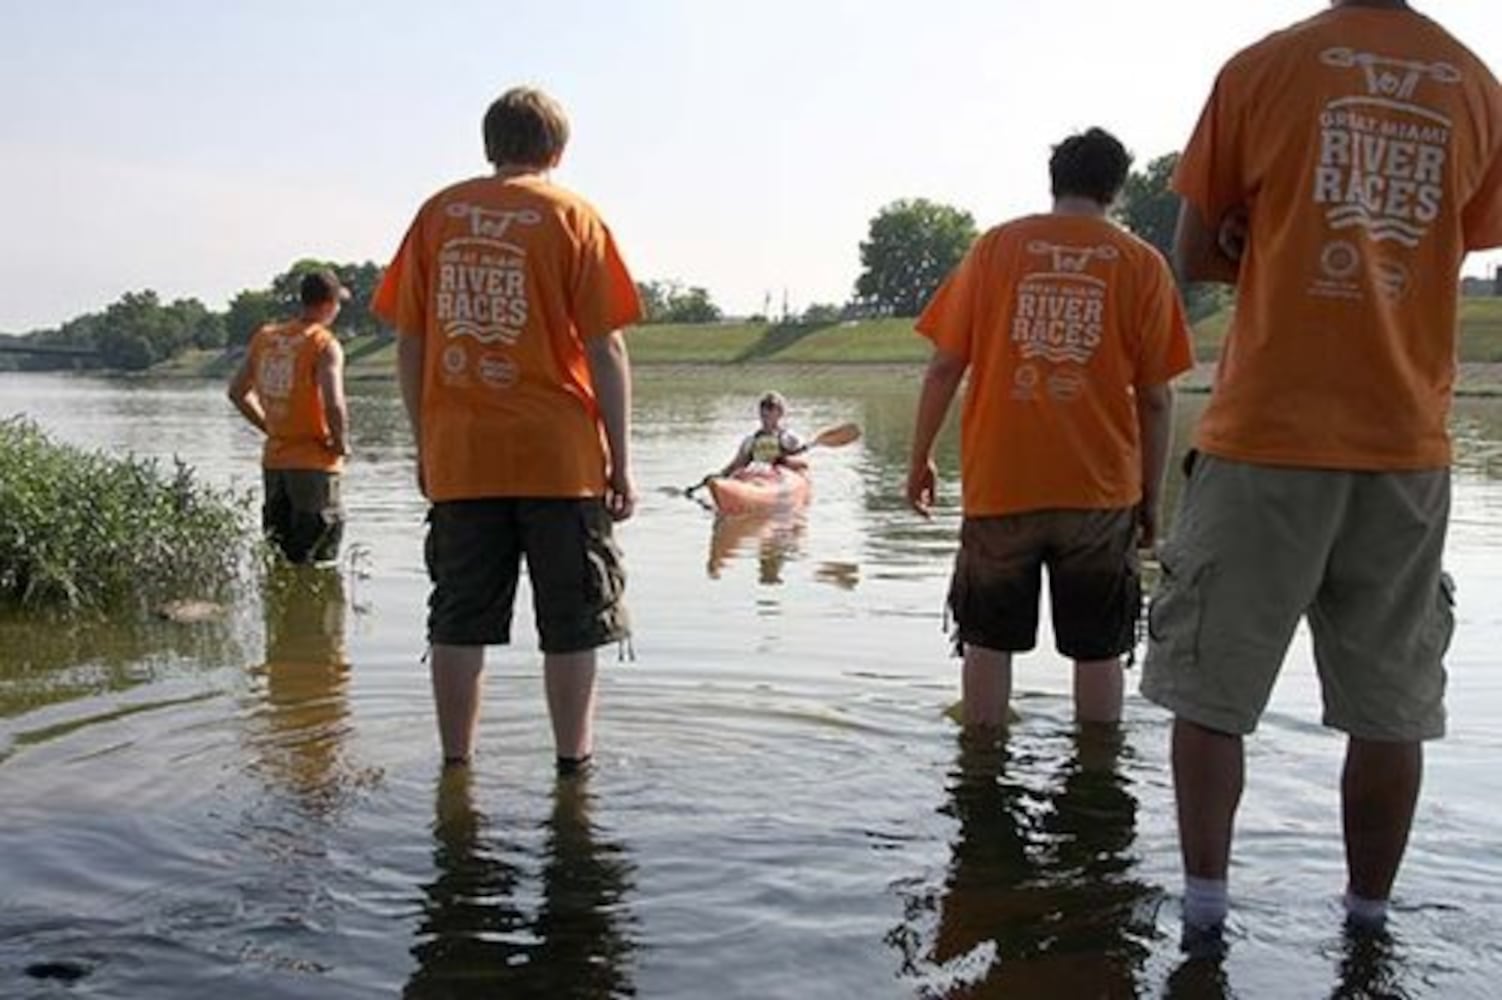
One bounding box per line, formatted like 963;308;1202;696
1313;48;1461;249
436;202;541;347
256;333;302;418
1011;241;1118;368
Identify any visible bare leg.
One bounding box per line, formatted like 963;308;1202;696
545;650;599;761
431;644;485;763
961;645;1012;730
1073;657;1123;724
1343;738;1422;902
1173;717;1243;881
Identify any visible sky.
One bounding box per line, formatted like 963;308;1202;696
1;0;1500;331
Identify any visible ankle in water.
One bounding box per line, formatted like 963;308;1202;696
556;754;593;777
1343;891;1389;929
1183;876;1229;930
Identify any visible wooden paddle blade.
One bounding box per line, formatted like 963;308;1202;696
811;422;861;448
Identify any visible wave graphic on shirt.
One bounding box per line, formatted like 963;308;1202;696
1325;205;1426;247
1018;342;1095;365
444;322;523;345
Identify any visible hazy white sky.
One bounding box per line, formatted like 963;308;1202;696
1;1;1500;330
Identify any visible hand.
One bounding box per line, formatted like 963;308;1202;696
907;458;938;519
1136;496;1160;551
1218;205;1249;263
605;469;637;522
329;437;351;459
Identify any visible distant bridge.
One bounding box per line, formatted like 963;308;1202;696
0;341;99;359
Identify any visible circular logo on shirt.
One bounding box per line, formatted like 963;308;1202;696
442;343;468;376
1320;240;1361;280
1012;364;1040;400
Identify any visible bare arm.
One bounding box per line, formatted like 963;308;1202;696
906;348;968;518
1135;381;1175;549
316;339;350;457
1172;201;1243;285
226;353;267;435
584;330;635;521
720;439;752;478
396;334;426;495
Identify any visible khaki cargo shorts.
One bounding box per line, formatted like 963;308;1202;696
425;498;628;654
1141;453;1454;741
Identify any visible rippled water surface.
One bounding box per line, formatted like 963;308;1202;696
3;369;1502;998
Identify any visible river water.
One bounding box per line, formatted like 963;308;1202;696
1;369;1500;998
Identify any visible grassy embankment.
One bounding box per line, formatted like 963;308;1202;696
148;299;1502;391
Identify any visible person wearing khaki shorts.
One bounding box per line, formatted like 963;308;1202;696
1154;0;1502;948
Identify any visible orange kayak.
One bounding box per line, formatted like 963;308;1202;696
706;468;811;517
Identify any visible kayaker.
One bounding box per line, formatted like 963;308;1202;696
720;391;810;477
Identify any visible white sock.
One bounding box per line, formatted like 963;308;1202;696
1183;876;1229;929
1343;891;1389;928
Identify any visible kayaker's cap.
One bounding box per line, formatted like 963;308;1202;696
758;391;787;412
299;268;352;306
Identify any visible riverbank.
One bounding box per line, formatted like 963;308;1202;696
109;297;1502;395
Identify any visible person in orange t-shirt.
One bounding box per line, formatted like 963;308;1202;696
1141;0;1502;949
228;268;350;565
372;87;641;773
907;127;1194;731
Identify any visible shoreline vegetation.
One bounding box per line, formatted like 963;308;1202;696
133;299;1502;395
0;419;249;612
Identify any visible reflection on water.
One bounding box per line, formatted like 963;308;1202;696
707;512;806;585
407;770;636;999
3;372;1502;997
892;727;1156;998
244;567;353;814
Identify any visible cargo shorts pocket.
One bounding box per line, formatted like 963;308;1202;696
1147;539;1210;671
1424;571;1457;661
581;506;626;607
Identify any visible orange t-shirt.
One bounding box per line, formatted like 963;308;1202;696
248;319;342;472
371;174;641;501
1176;7;1502;471
917;214;1195;517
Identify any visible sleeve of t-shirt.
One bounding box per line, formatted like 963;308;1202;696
1463;133;1502;251
1135;259;1196;387
571;210;643;339
1173;66;1248;227
914;241;984;361
370;211;428;339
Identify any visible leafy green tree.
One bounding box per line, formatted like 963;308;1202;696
271;258;384;338
635;281;668;322
661;286;721;323
1114;152;1233;322
855;199;977;317
225;289;280;347
799;302;842;325
634;280;722;324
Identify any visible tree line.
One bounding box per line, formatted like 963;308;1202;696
11;260;384;371
7;151;1221;371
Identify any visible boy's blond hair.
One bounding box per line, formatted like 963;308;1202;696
483;87;570;168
